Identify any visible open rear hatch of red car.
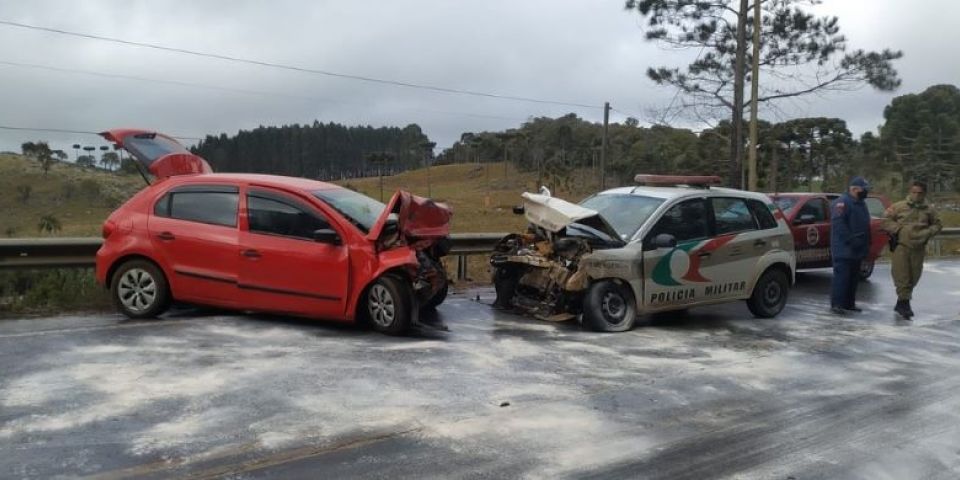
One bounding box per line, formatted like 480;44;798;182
100;129;211;180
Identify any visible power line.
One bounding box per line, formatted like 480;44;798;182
0;60;343;104
610;107;643;120
0;59;529;123
0;19;602;110
0;125;201;141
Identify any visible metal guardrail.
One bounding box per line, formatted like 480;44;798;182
1;229;957;278
0;233;509;280
930;227;960;256
0;237;104;269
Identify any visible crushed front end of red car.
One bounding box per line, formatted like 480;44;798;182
371;190;453;310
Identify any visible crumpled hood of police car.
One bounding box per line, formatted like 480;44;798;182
521;192;622;243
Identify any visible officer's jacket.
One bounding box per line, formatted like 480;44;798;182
830;192;871;260
882;198;943;249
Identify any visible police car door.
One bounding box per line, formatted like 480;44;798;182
697;196;767;301
794;197;831;268
642;198;710;310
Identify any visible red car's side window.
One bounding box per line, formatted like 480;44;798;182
152;185;239;228
246;190;331;241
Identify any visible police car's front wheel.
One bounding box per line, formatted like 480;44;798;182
747;268;789;318
583;280;637;332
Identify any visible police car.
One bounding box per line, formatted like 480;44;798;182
491;175;796;331
770;192;891;279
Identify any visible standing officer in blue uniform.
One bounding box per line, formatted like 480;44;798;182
830;176;872;314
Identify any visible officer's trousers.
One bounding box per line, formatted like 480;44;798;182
891;246;925;301
831;258;861;309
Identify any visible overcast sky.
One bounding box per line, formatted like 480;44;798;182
0;0;956;157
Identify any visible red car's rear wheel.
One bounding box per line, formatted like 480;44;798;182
110;259;171;319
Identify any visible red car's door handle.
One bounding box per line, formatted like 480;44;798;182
157;231;175;241
242;249;262;258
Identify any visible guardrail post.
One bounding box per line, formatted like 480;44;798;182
457;254;468;281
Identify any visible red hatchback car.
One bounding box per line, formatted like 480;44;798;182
770;192;891;279
95;129;452;334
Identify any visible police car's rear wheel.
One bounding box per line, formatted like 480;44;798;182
583;280;637;332
747;268;789;318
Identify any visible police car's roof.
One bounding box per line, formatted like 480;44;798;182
594;185;773;202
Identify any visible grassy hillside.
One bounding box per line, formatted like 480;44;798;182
1;152;957;242
335;162;600;233
0;155;600;238
0;154;144;237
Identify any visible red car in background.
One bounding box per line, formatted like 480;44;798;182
769;193;891;279
95;129;452;335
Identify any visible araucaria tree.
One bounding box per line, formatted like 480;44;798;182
625;0;903;187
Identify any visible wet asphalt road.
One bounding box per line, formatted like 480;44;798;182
2;261;960;479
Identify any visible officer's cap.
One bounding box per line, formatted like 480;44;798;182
849;176;870;190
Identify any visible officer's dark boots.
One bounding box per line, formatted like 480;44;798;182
895;300;913;319
905;300;915;317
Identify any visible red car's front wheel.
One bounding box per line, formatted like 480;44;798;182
365;275;412;335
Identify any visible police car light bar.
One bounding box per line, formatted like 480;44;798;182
634;174;723;188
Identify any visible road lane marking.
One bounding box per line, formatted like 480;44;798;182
0;318;202;339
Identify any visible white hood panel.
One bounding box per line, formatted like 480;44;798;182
521;192;598;232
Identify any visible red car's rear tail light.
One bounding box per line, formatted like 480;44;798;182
102;220;117;239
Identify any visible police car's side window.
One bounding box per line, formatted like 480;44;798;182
649;199;710;242
712;197;759;235
746;199;778;230
799;198;828;222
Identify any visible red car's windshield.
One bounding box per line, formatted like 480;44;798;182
313;189;386;233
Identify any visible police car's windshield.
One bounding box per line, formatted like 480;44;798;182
579;194;664;239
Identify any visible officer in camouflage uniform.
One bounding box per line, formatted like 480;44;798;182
882;180;942;319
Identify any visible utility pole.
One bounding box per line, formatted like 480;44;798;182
731;0;749;189
600;101;610;190
420;141;436;198
503;139;509;180
747;0;761;191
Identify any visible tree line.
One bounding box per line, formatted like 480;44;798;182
20;141;138;175
438;84;960;196
16;84;958;198
190;121;433;180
